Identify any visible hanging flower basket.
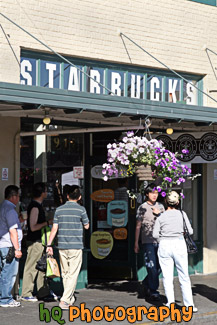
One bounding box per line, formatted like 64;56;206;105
102;131;192;198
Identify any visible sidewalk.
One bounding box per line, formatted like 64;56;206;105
1;273;217;324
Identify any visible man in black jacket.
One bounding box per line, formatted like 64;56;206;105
21;182;52;301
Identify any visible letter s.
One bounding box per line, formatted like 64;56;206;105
20;59;32;85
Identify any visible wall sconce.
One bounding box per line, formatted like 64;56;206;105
43;112;51;125
166;128;173;135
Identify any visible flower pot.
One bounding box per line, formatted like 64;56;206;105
135;165;153;181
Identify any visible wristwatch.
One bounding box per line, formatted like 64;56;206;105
15;249;21;252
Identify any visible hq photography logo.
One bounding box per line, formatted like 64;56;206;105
39;302;193;324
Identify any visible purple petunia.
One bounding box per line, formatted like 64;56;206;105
102;131;199;202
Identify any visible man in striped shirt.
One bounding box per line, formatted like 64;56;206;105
47;185;89;310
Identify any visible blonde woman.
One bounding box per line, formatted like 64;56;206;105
153;191;197;312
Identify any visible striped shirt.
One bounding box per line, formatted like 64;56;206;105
53;201;89;249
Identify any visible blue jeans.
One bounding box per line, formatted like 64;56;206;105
142;243;161;295
0;247;19;305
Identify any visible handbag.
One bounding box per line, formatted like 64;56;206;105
36;252;47;272
181;210;198;254
36;226;49;272
46;256;60;278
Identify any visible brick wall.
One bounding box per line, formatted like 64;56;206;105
1;0;217;105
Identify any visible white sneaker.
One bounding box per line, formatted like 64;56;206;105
164;302;175;307
0;299;21;307
59;301;70;310
186;306;198;313
21;296;38;302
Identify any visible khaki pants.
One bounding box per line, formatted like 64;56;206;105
59;249;82;305
21;241;50;298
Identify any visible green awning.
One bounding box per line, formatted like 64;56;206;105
0;81;217;124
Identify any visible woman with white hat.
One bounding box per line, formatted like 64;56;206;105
153;191;197;312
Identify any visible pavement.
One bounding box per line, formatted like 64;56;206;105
1;273;217;324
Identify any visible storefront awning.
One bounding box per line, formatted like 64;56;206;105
1;81;217;131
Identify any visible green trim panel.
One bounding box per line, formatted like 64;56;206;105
1;81;217;123
189;0;216;5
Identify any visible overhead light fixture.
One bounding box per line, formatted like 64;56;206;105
166;128;173;135
43;111;51;125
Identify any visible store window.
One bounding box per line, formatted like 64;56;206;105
20;127;84;213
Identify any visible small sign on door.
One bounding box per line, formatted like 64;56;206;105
73;166;84;179
2;168;8;181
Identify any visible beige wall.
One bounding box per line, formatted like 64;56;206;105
203;162;217;273
1;0;217;105
0;117;20;201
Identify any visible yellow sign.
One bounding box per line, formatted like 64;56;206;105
90;189;114;202
90;231;113;259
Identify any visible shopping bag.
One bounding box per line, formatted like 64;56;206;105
46;256;60;278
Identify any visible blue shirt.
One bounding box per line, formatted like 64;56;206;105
53;201;89;250
0;200;23;248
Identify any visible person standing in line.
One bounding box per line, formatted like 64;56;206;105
46;185;89;310
134;183;164;301
152;191;198;312
0;185;22;307
21;182;52;302
53;180;63;207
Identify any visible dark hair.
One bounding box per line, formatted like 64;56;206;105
32;182;47;198
5;185;19;199
68;185;81;200
144;183;157;196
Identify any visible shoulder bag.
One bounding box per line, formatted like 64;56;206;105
36;227;49;272
181;210;198;254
